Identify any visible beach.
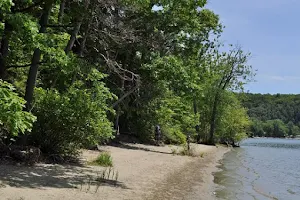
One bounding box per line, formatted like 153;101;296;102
0;143;229;200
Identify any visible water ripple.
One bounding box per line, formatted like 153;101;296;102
214;138;300;200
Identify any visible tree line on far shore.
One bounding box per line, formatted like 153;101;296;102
0;0;254;160
241;93;300;138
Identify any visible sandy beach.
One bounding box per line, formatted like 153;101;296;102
0;143;229;200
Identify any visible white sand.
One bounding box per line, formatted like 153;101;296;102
0;143;229;200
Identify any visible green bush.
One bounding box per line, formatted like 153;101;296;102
163;126;186;145
30;72;114;156
0;79;36;138
89;152;113;167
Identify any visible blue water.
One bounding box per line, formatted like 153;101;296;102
214;138;300;200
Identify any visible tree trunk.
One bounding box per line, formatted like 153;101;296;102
193;98;197;115
79;32;87;57
193;99;201;143
65;21;82;54
208;92;219;145
25;49;41;110
79;22;91;57
0;22;12;80
58;0;66;24
65;0;89;54
24;1;53;111
115;107;120;136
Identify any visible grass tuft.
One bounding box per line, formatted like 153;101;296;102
89;152;113;167
171;147;178;155
200;152;205;158
179;144;198;157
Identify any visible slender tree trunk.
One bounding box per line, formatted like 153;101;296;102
0;22;12;80
25;49;42;110
208;92;219;145
65;21;82;54
51;0;89;88
193;98;197;115
115;107;120;136
193;98;201;143
208;75;230;145
79;33;87;57
58;0;66;24
79;22;91;57
25;1;53;111
65;0;89;54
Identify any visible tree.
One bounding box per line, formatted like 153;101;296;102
273;119;287;138
250;119;264;137
0;0;255;159
206;46;254;144
216;93;250;146
24;0;54;111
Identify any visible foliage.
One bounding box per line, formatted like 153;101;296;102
0;0;255;159
249;119;299;138
89;152;113;167
0;0;13;15
30;75;114;156
125;88;197;144
0;79;36;138
241;93;300;124
241;93;300;138
162;126;186;145
249;119;265;137
216;93;250;145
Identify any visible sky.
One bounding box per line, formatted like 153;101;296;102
206;0;300;94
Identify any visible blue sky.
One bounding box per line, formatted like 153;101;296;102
206;0;300;94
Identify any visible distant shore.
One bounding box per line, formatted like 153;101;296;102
0;143;230;200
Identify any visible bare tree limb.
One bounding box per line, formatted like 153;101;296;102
99;52;140;82
112;85;139;108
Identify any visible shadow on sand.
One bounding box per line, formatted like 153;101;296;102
0;163;129;190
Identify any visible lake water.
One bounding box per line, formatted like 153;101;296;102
214;138;300;200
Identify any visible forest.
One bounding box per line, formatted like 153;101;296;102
0;0;254;161
241;93;300;138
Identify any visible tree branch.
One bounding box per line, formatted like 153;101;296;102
112;85;139;108
99;52;140;82
7;62;44;69
47;24;74;28
12;1;44;13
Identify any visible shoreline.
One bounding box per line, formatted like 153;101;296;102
144;144;230;200
0;143;230;200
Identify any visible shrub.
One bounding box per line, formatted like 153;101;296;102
163;126;186;145
89;152;113;167
30;71;115;156
0;79;36;139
